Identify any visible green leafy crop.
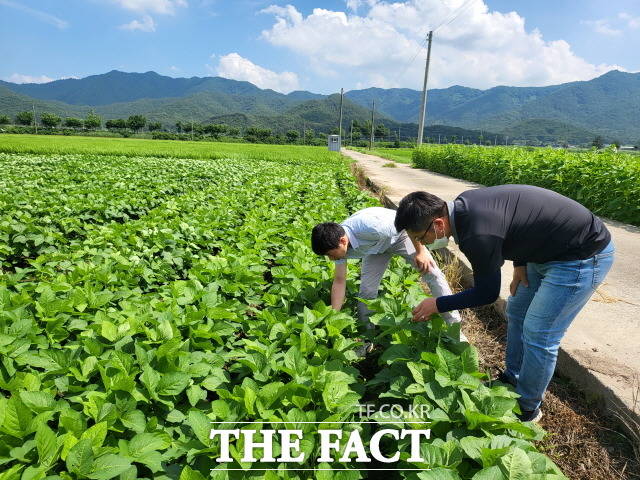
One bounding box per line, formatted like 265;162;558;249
413;144;640;226
0;148;565;479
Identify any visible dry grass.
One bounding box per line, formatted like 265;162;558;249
438;254;640;480
382;162;397;168
349;163;392;207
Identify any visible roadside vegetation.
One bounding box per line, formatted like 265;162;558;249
413;144;640;226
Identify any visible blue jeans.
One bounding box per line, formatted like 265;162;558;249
505;240;615;411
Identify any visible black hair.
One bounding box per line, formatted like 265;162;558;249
395;191;447;232
311;222;346;255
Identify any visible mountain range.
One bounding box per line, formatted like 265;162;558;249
2;69;639;143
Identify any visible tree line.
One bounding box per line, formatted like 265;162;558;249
0;111;330;145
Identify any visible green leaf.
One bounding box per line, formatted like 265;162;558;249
87;454;133;480
257;381;284;409
120;410;146;433
188;410;212;447
201;369;229;391
417;468;462;480
2;395;33;438
284;346;307;375
19;391;56;413
179;466;208;480
380;344;413;364
119;466;138;480
472;466;507;480
157;372;190;396
460;436;489;462
210;400;230;420
527;452;564;475
59;408;85;436
128;432;171;458
498;448;533;479
436;345;463;380
0;464;24;480
101;321;118;342
166;409;186;423
66;439;94;476
80;421;108;449
461;346;479;373
187;385;206;407
243;386;257;415
139;365;160;398
35;423;60;468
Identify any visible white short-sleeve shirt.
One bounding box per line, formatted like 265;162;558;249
334;207;404;264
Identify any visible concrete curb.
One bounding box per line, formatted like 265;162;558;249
369;179;640;432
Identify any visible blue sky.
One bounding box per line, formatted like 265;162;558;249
1;0;639;94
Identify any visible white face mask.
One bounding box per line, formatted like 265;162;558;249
425;223;449;250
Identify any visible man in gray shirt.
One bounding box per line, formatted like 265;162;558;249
311;207;462;353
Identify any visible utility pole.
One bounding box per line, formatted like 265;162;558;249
369;100;375;150
438;134;441;144
417;31;433;146
33;104;37;134
338;88;344;140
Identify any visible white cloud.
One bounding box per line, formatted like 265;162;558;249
0;0;68;29
345;0;362;11
110;0;187;15
619;12;640;29
582;19;622;36
110;0;186;31
260;1;623;90
119;14;156;32
5;73;55;84
215;53;300;93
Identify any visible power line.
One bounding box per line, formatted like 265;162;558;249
390;0;476;87
390;36;429;86
433;0;476;33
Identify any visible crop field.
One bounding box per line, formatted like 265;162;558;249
412;144;640;226
0;138;567;479
351;147;414;164
0;134;325;163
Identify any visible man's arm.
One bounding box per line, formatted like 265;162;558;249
331;262;348;310
412;270;501;321
409;235;435;273
411;235;503;321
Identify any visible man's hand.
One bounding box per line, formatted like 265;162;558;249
415;249;436;274
509;265;529;296
412;297;439;322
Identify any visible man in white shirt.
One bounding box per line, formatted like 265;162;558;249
311;207;462;353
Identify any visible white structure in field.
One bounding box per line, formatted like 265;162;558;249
328;135;341;151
